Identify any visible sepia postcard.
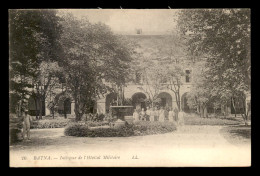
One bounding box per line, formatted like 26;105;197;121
9;9;251;167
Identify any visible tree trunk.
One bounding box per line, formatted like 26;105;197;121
204;106;208;118
18;100;22;117
39;100;43;120
240;96;248;126
34;98;38;120
231;97;237;117
200;105;204;118
74;101;82;121
174;91;181;111
197;106;199;114
63;101;67;119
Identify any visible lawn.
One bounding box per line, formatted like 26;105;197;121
219;125;251;146
183;113;243;126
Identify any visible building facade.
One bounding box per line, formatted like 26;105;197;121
30;31;250;117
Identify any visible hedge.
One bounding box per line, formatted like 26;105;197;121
31;119;71;129
9;114;23;144
64;121;177;137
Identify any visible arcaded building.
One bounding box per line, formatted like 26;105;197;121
34;30;194;117
96;30;193;114
32;30;249;117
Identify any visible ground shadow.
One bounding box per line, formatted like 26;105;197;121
219;125;251;146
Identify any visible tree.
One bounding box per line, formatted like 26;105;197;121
177;9;251;124
58;13;133;121
137;61;165;108
32;61;61;119
154;32;188;111
9;9;62;116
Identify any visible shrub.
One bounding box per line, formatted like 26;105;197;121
64;123;89;137
9;114;23;144
132;121;177;135
31;119;71;129
86;121;109;127
64;121;177;137
183;114;241;126
64;122;134;137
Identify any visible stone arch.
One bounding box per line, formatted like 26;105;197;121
105;92;117;113
131;92;147;111
54;92;72;115
181;92;190;113
157;92;172;110
28;95;45;116
64;98;71;114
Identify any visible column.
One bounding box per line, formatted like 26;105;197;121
97;101;106;114
45;101;50;116
71;101;75;116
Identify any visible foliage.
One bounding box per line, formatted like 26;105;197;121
132;121;177;135
136;61;165;108
9;10;62;115
183;113;241;126
9;114;23;144
123;98;133;106
57;13;134;121
177;9;251;123
64;121;176;137
85;121;109;127
64;123;134;137
31;118;71;129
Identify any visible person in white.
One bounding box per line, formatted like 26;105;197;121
154;107;160;121
159;107;165;122
140;108;146;121
146;107;151;121
22;110;32;140
133;109;139;121
149;107;155;121
168;107;174;122
178;109;185;126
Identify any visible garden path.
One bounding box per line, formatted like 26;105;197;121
10;125;251;167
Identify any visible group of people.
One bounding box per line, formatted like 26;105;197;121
133;107;185;125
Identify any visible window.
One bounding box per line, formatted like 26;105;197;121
136;29;142;34
185;70;191;83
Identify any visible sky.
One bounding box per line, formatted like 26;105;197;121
58;9;179;34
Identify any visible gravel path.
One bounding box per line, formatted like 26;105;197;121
10;125;251;167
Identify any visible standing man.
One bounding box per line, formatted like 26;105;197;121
159;107;165;122
22;110;32;141
150;107;155;121
140;108;146;121
133;109;140;122
168;107;174;122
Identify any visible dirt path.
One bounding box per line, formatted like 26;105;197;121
10;125;251;167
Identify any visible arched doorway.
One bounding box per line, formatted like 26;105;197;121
132;92;147;111
231;96;246;114
181;92;190;113
64;98;71;114
28;95;45;116
105;92;117;113
157;92;172;109
58;98;71;114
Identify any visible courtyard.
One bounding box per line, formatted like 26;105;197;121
9;9;251;167
10;124;251;167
